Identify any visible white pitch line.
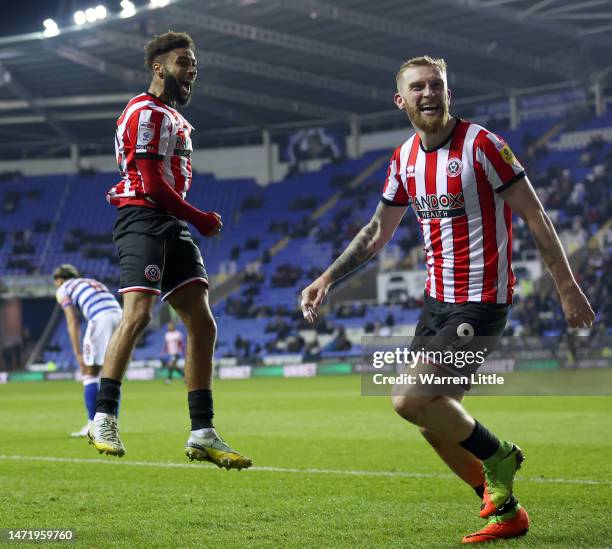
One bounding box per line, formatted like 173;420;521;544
0;455;610;486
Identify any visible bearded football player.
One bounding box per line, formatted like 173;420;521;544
88;31;252;470
300;56;594;543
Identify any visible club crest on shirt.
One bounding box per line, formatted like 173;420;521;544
144;264;161;282
446;158;463;177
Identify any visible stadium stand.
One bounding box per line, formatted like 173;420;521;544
1;107;609;370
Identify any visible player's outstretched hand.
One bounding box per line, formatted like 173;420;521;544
300;276;331;324
196;211;223;237
560;285;595;328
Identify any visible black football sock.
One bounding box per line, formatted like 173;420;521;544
188;389;214;430
96;378;122;416
459;420;500;461
474;484;485;499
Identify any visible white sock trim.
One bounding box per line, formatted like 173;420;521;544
93;412;115;422
191;427;217;438
83;375;100;386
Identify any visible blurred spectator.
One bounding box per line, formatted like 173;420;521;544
286;334;305;353
290;196;318;211
328;327;352;352
241;195;264;210
303;339;321;361
234;335;251;359
271;264;302;288
315;318;335;335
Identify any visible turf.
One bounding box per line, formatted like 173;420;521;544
1;375;611;548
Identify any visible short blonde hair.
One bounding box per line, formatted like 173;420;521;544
396;56;447;84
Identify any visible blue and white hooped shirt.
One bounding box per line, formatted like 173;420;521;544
56;278;121;321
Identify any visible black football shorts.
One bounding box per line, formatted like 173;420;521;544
410;292;509;376
112;206;208;300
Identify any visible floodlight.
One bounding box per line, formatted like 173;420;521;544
120;0;136;18
74;10;87;25
85;8;97;23
42;19;60;37
95;5;107;20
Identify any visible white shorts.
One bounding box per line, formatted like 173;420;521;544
83;310;122;366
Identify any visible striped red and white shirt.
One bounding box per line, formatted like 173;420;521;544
107;92;193;208
164;329;184;356
382;119;525;304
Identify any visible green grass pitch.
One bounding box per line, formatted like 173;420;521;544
1;376;611;547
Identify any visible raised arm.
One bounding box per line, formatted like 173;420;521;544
300;201;407;322
500;177;595;328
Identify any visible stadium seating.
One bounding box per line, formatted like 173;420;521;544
2;109;609;368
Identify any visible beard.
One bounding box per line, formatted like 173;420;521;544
404;99;450;133
163;72;193;106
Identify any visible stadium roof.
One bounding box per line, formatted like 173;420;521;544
0;0;611;159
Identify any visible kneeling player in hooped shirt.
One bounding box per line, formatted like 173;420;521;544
300;56;594;543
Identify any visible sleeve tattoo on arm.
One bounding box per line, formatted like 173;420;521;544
530;213;565;273
327;204;384;283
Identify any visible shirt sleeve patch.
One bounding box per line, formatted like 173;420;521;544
137;122;156;148
488;133;523;171
497;141;518;166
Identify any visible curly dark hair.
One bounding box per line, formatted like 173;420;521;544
144;31;196;70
